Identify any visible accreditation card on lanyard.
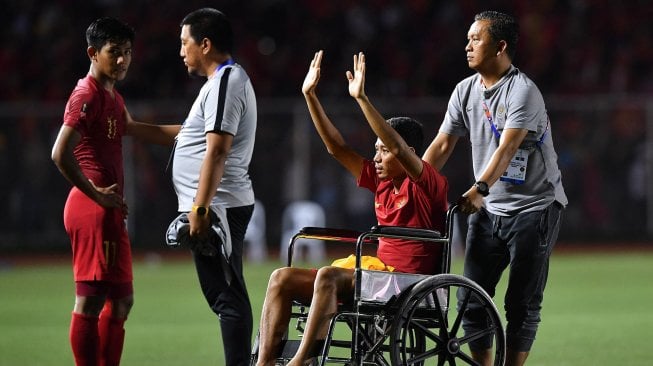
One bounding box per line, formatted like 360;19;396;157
481;101;548;185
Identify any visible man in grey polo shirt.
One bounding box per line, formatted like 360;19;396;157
172;8;256;366
424;11;567;366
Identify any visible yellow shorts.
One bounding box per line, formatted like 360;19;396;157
331;255;395;272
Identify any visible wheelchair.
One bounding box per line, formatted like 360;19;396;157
251;206;506;365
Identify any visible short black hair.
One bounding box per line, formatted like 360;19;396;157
474;11;519;60
181;8;234;54
86;17;134;50
387;117;424;156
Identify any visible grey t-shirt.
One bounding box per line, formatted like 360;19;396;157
439;66;567;216
172;63;257;211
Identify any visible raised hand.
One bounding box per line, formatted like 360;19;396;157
302;50;323;96
346;52;366;99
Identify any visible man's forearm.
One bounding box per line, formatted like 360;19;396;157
127;122;180;145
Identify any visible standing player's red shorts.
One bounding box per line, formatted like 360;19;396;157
64;187;133;283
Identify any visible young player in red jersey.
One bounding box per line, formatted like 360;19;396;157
51;17;179;365
255;51;449;366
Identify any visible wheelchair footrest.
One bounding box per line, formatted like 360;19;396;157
279;339;325;359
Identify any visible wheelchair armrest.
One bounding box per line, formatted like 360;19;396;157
288;227;379;266
369;225;443;241
296;227;366;243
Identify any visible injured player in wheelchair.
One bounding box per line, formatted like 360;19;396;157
254;51;449;366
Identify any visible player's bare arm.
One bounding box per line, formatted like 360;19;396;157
348;52;423;180
51;125;126;212
302;50;363;179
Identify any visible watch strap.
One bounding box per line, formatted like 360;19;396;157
474;181;490;197
192;205;209;216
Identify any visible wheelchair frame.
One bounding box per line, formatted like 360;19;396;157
252;206;506;365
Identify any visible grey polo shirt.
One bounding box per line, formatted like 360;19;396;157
172;63;257;211
439;66;567;216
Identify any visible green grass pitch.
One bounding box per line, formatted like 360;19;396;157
0;250;651;365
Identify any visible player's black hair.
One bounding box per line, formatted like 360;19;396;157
86;17;134;50
387;117;424;156
181;8;234;54
474;11;519;60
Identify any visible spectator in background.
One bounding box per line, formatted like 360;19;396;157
423;11;567;366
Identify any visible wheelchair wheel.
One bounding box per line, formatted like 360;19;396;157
395;321;426;366
390;274;505;366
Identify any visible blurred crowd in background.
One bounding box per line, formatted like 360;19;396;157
1;0;651;255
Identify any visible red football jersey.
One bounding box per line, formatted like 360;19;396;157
63;74;126;195
61;74;132;282
358;160;448;274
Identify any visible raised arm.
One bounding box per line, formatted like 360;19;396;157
347;52;423;180
302;50;363;179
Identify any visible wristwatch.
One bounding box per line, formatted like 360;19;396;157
192;205;209;217
474;181;490;197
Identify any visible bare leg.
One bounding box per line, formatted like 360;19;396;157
106;295;133;319
506;349;529;366
471;349;492;366
287;267;354;366
74;294;107;316
71;281;133;366
472;348;529;366
257;268;316;366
